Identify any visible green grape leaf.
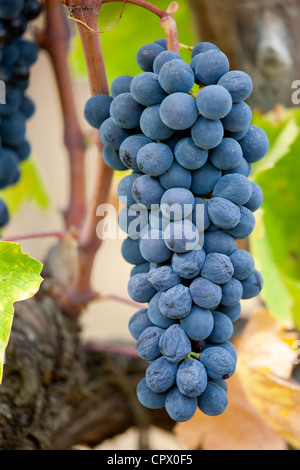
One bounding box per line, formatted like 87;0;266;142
0;242;43;382
0;159;49;218
250;109;300;328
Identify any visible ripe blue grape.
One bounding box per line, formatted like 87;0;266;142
164;219;200;253
195;50;229;85
213;173;253;205
198;382;228;416
130;72;167;106
221;277;243;306
117;172;141;207
129;308;153;340
191;116;224;150
218;303;241;323
224;205;256;239
239;125;270;163
147;292;175;328
146;356;178;393
203;231;237;256
110;92;144;129
209;138;243;170
160;93;199;130
159;162;192;190
140;229;172;264
153;50;181;74
159;59;195;94
103;146;127;171
189;277;222;310
131;175;165;208
99;117;130;150
208;197;241;230
180;305;214;341
127;272;157;303
84;94;113;129
244;181;263;212
200;346;236;380
241;269;264;299
174;137;208;170
218;70;253;103
229;249;255;281
176;358;208;397
171;249;206;280
201;253;234;285
208;311;234;343
191;162;222;196
159;324;191;363
121;237;145;265
137;142;173;176
196;85;232;120
161;187;195;221
159;284;192;320
222;102;252;133
119;134;151;170
191;41;219;58
137;378;167;409
165;386;197;422
140;105;174;140
148;265;181;292
136;326;164;361
136;43;165;72
0;199;9;227
111;74;133;98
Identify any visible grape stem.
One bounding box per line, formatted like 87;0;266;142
186;352;201;360
0;231;72;243
38;0;86;229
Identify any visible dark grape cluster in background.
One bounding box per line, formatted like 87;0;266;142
85;38;269;422
0;0;43;229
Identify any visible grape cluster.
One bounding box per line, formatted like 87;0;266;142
86;38;269;422
0;0;42;228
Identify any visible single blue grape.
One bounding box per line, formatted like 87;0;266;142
174;137;208;170
118;205;148;237
201;253;234;285
208;197;241;230
221;277;243;306
140;229;172;264
136;43;165;72
165;386;198;422
154;38;168;50
110;93;144;129
172;249;206;280
218;70;253;103
159;284;192;320
99;117;131;150
111;75;133;98
0;148;20;189
103;146;127;171
208;311;234;343
244;181;263;212
119;134;151;171
84;94;113;128
160;93;199;130
191;161;222;196
20;95;35;118
218;303;241;323
241;269;264;299
147;292;175;329
1;112;26;147
0;199;9;227
224;205;256;239
209;138;243;170
129;308;154;340
137;142;173;176
191;41;219;58
161;187;195;221
131;175;165;209
153;50;182;74
223;156;249;177
213;173;253;205
196;85;232;120
13;140;31;161
200;346;236;380
189;277;222;310
180;305;214;341
195;50;229;85
203;231;237;256
127;272;157;303
140;105;174;140
198;382;228;416
148;265;181;292
191;116;224;150
117;172;141;207
176;359;208;397
222;102;252;133
130;72;167;106
164;220;200;253
137;378;167;409
130;262;150;277
121;237;145;265
159;324;191;363
136;326;164;361
229;249;255;281
146;356;178;393
159;162;192;190
239;125;270;163
225;128;249;141
159;59;195;94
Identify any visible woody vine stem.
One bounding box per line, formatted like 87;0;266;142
58;0;179;316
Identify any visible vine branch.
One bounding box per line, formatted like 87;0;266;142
38;0;86;229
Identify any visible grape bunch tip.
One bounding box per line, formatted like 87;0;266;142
84;38;268;422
